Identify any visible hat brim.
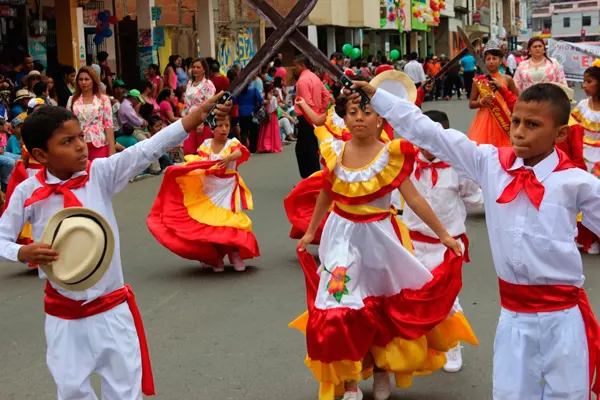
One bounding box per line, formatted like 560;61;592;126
370;70;417;104
14;94;33;103
40;207;115;292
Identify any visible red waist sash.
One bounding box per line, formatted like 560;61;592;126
498;278;600;397
332;204;392;223
44;282;155;396
409;230;470;263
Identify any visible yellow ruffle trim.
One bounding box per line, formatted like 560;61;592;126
176;170;253;231
290;310;478;400
320;139;411;199
578;212;583;223
571;107;600;132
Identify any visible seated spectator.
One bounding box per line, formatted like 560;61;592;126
147;115;174;171
278;106;296;143
7;117;23;155
33;81;52;106
115;123;138;150
11;90;33;120
118;89;146;129
156;88;180;125
111;79;127;136
0;117;18;192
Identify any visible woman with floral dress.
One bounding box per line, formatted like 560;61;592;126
514;37;567;92
182;58;216;155
66;66;114;160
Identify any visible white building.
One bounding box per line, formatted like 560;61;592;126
532;0;600;42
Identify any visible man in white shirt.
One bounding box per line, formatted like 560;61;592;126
507;51;518;76
403;52;427;88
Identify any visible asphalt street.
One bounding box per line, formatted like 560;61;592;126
0;93;598;400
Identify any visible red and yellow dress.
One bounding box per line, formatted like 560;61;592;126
147;138;260;265
284;106;398;244
291;138;478;399
570;99;600;251
467;73;512;147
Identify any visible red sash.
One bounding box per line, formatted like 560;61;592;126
474;75;511;138
409;230;470;263
44;282;155;396
498;278;600;397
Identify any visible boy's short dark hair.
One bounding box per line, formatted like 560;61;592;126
121;123;134;136
485;49;504;58
33;81;48;97
410;52;418;60
22;107;78;151
97;51;109;62
146;115;162;128
424;110;450;129
210;62;220;74
519;83;571;126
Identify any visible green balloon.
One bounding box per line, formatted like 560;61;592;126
342;43;353;56
390;49;400;60
351;47;361;60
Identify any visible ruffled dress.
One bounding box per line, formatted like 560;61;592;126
284;106;402;244
570;99;600;250
291;138;478;399
147;138;260;265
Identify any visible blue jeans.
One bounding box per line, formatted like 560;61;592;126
0;153;17;191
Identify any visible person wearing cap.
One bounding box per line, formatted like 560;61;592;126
11;89;33;120
0;91;231;399
27;98;45;114
67;66;115;160
111;79;127;135
118;89;147;130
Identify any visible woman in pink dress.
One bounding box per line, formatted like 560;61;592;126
163;55;180;90
146;64;164;99
183;58;216;155
67;66;114;160
514;37;567;92
257;84;282;153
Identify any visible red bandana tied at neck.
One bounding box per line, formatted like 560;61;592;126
496;148;574;210
414;157;451;187
23;162;91;208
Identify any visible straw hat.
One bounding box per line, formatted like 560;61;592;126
40;207;115;291
370;70;417;104
14;89;33;103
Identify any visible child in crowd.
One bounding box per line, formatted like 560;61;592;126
467;40;519;148
115;123;137;150
0;92;231;399
568;60;600;254
257;83;282;153
404;109;482;373
148;115;260;272
7;117;23;156
349;80;600;400
294;93;475;400
147;115;174;171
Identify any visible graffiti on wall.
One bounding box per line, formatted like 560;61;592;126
217;27;256;71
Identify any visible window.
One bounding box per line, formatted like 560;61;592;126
583;16;592;26
543;20;552;29
564;17;570;27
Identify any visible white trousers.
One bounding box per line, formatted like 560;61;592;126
45;302;143;400
493;306;589;400
412;239;464;314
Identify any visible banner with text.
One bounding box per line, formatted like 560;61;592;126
548;39;600;82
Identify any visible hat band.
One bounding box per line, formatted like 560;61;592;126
51;214;109;286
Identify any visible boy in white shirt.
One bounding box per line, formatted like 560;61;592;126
0;93;230;399
404;109;483;373
348;81;600;399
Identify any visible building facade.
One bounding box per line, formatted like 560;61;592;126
531;0;600;42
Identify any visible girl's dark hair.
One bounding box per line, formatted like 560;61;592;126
264;82;274;94
174;87;184;100
146;115;162;128
166;55;180;74
22;106;78;151
334;76;368;118
138;79;153;93
484;49;504;58
122;123;135;136
33;81;49;97
527;37;551;61
139;103;154;121
156;88;175;112
148;64;161;76
584;65;600;84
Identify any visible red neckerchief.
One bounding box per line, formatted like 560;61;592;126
414;156;451;187
23;162;91;208
496;148;575;210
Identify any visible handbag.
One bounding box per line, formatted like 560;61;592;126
252;88;270;123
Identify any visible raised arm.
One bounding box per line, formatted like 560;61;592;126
368;87;488;184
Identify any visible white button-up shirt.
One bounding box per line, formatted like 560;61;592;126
403;152;483;238
371;89;600;287
403;60;427;84
0;120;188;301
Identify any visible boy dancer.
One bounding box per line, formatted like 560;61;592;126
404;110;483;373
349;81;600;399
0;93;230;399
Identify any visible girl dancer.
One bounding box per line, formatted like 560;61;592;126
467;40;519;147
147;115;260;271
294;94;477;400
257;83;283;153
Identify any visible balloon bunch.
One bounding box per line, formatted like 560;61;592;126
412;0;441;24
342;43;362;60
430;0;441;23
94;10;118;45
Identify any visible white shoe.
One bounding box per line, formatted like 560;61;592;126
588;242;600;255
373;372;392;400
230;252;246;272
341;389;363;400
212;258;225;273
443;343;463;373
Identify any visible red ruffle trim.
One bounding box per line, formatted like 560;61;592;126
302;249;464;363
284;172;328;244
1;160;28;214
147;161;260;264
